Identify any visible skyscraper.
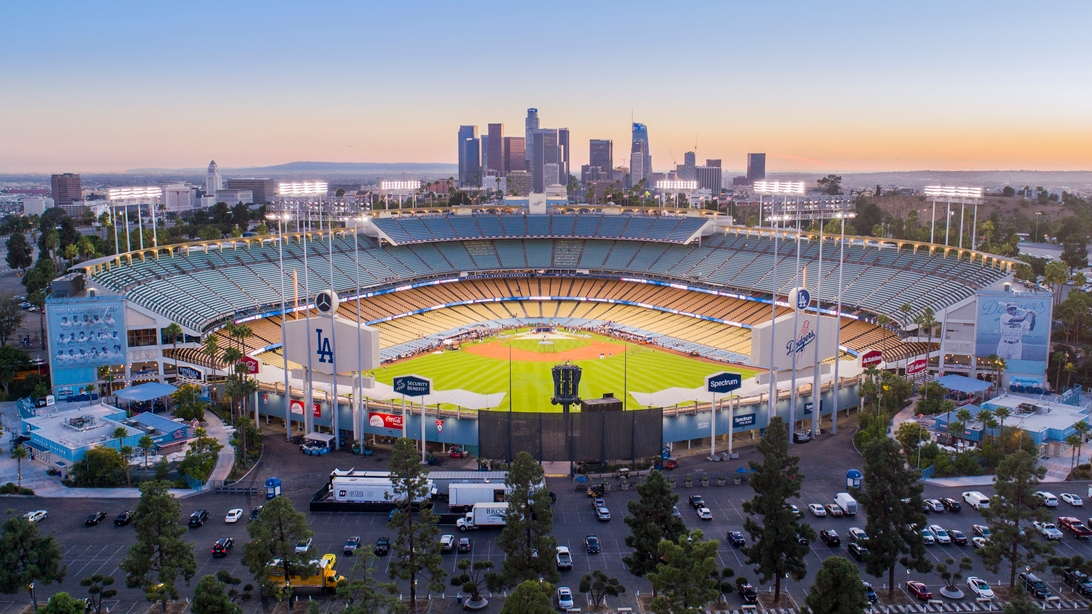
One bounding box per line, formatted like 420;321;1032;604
695;165;723;196
524;108;539;165
486;124;505;174
205;161;223;196
503;137;526;172
747;153;766;183
630;123;651;188
557;128;570;185
50;173;82;206
589;139;613;172
678;151;697;180
530;129;559;193
458;125;480;186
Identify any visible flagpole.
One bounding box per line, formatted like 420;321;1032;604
832;213;847;434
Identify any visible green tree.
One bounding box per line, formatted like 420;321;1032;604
80;574;117;614
450;559;495;607
1003;588;1044;614
120;480;197;613
10;444;27;488
856;437;929;600
71;446;127;487
499;579;555;614
711;567;736;603
386;438;445;611
0;298;26;348
978;450;1053;587
336;549;403;614
0;513;67;609
648;530;720;614
138;435;155;469
580;569;626;608
624;469;687;576
172;383;207;422
242;495;314;599
802;556;869;614
5;232;33;273
895;421;927;462
741;417;815;605
931;556;973;594
190;574;241;614
496;451;557;586
164;323;183;374
816;174;843;195
1045;260;1070;306
913;307;937;391
177;427;222;482
40;592;84;614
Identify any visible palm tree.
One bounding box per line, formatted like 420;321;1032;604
984;416;999;445
97;365;115;398
984;353;1001;393
164;322;183;376
994;406;1011;451
1068;433;1083;471
138;435;155;469
1075;420;1091;467
898;303;913;337
993;357;1006;390
202;335;220;379
976;409;993;444
955;407;973;452
913;306;937;397
948;420;965;452
11;445;27;488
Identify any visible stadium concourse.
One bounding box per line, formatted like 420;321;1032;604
71;210;1017;452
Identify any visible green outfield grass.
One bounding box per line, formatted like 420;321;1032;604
371;331;758;411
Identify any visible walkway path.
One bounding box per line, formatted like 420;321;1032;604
203;411;235;485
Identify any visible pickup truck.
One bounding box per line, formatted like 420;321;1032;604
1058;516;1092;539
1033;520;1064;540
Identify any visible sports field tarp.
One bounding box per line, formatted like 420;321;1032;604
478;407;663;461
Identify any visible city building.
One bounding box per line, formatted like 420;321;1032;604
506;171;532;196
205;161;223;197
213;189;252;206
630;123;651;188
50;173;82;206
22;196;53;216
226;178;276;204
589;139;613;172
746;153;766;183
480;134;489;171
695;165;723;196
557;128;570;185
678;151;697;180
531;129;559;193
486;124;504;174
705;159;722;168
458;125;480;187
524;108;538;165
503;137;526;172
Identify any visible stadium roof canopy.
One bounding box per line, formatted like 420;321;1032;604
934;374;992;395
114;382;178;402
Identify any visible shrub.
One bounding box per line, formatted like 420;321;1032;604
0;482;34;495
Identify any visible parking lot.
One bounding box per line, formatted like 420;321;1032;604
7;428;1092;613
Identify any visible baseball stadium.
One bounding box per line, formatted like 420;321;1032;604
67;209;1018;458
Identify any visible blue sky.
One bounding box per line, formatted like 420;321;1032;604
2;1;1090;173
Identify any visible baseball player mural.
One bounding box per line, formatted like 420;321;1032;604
975;291;1051;377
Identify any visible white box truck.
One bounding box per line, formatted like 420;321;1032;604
834;492;858;515
449;483;507;513
457;502;508;531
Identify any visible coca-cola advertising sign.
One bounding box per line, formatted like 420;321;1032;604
369;412;403;430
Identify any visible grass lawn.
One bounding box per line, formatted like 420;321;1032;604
371;330;757;411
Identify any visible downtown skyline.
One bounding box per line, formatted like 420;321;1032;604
2;1;1091;174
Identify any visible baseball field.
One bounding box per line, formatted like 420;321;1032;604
370;328;758;411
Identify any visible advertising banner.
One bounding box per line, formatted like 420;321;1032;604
369;412;403;429
860;350;883;368
733;413;756;429
907;358;927;375
283;316;380;375
47;295;128;388
975;291;1051;376
750;313;839;371
289;400;321;416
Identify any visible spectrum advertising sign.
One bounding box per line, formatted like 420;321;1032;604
750;313;839;371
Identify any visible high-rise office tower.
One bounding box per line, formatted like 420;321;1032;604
205;160;223;196
747;153;766;182
50;173;82;206
589;139;613;172
524;108;539;165
695;165;723;195
557;128;570;185
480;135;489;172
458;125;481;186
503;137;526;172
486;123;505;174
530;129;559;193
678;151;697;180
705;159;721;168
630;123;651;188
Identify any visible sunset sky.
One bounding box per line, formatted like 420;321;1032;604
2;1;1091;174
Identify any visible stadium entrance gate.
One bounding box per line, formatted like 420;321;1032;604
478;408;663;462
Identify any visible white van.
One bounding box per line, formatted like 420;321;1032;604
962;491;990;510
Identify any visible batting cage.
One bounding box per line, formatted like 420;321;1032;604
478;408;663;462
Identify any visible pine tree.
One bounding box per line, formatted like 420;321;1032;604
336;550;403;614
5;232;32;273
241;495;314;599
741;417;815;605
648;530;720;614
979;450;1054;587
624;469;687;576
803;557;870;614
190;575;241;614
387;438;445;611
0;513;67;609
120;480;196;613
499;579;555;614
855;437;930;600
496;451;558;586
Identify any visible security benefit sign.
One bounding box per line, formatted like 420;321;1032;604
393;375;431;397
750;313;839;371
974;291;1052;376
283;311;380;375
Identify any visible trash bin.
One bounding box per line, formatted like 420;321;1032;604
457;594;463;605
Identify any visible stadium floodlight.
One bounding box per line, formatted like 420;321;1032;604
277;181;328;197
379;180;422;192
923;186;982;247
754;181;805;195
924;186;982;199
107;186;162;201
655;180;698;191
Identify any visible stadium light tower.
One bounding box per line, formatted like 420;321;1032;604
924;186;982;248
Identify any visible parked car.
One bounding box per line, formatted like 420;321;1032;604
972;524;991;538
1058;516;1092;539
1018;571;1050;599
906;581;933;601
940;497;962;512
671;506;681;518
738;582;758;604
948;528;968;545
23;510;47;523
458;537;471;553
557;587;574;610
848;527;868;543
662;458;678;470
688;495;705;509
848;542;868;562
820;529;841;547
343;536;361;555
808;504;827;517
211;537;234;558
824;503;844;517
863;582;877;604
596;506;612;521
971;537;989;549
188;510;209;527
793;430;812;443
295;537;312;553
1062;493;1084;506
114;511;134;526
920;529;935;545
448;446;466;458
249;507;263;522
1034;520;1064;540
85;512;107;526
696;507;712;520
1035;491;1059;507
727;531;745;548
585;535;600;554
928;525;951;544
1064;568;1092;596
966;576;994;599
925;499;945;513
374;537;390;556
788;504;803;518
439;535;455;553
556;546;572;570
224;508;244;523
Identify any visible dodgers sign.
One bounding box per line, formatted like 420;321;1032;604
393;375;431;397
789;287;811;311
706;372;742;394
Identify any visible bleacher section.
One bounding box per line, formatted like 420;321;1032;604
89;215;1010;342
